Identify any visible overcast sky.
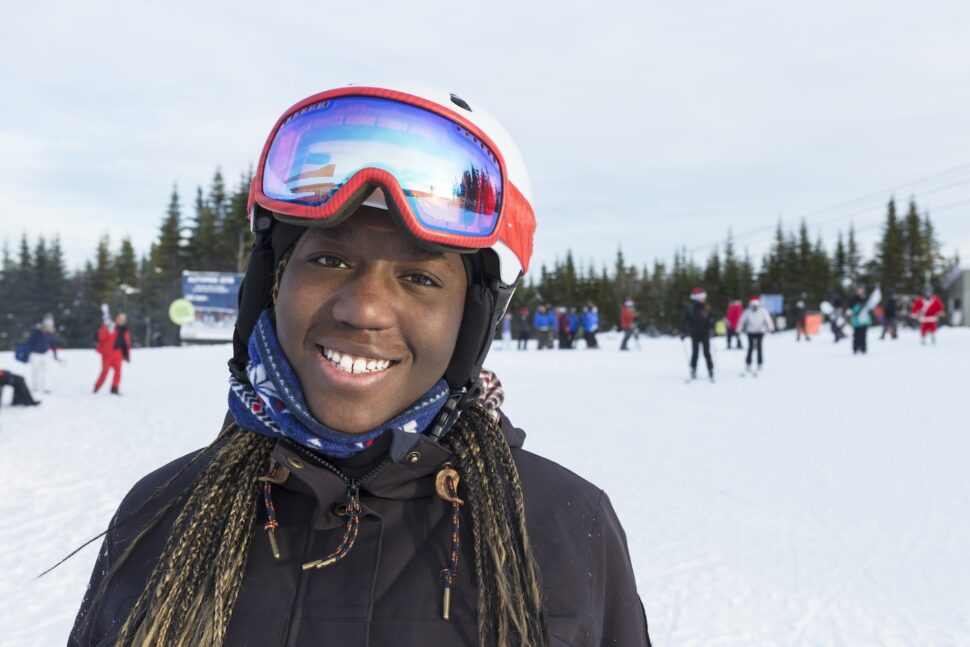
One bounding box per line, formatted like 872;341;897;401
2;0;969;277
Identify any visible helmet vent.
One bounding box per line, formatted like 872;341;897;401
450;94;472;112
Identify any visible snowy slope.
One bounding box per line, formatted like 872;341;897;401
1;328;968;646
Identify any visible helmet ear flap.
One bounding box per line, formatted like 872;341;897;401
443;251;513;391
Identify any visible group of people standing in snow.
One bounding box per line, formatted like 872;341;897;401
502;302;601;351
823;285;945;353
2;305;132;411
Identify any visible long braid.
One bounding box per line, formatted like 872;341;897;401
449;405;546;647
116;424;274;646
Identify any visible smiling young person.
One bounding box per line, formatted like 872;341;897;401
70;85;651;647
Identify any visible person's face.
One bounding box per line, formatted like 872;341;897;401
116;313;127;326
275;208;468;434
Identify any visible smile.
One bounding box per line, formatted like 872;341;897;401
318;346;395;375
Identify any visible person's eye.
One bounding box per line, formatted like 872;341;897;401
404;272;440;288
311;254;349;269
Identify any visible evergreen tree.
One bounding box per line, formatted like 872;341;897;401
876;198;904;292
0;242;17;347
226;172;254;273
702;247;723;315
143;186;187;345
188;186;219;271
901;198;923;292
115;237;139;287
846;224;861;286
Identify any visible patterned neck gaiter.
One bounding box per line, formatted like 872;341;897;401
228;309;449;459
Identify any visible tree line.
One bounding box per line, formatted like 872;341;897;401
0;169;251;349
0;176;957;350
509;197;955;333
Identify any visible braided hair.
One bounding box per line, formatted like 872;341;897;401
82;247;545;646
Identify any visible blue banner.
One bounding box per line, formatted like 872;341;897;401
180;271;243;342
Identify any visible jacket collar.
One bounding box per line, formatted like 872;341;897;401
268;412;525;529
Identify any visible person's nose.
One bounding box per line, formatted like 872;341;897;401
330;266;396;331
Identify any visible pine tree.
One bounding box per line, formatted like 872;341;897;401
0;242;17;347
115;237;139;287
846;224;861;286
901;198;923;292
226;172;253;273
144;186;187;345
876;198;904;292
702;247;723;315
189;186;219;271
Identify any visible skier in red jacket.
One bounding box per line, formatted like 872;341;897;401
725;299;744;349
94;307;132;394
910;287;944;345
910;286;943;344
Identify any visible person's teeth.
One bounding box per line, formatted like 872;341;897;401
331;350;342;364
376;359;389;370
339;355;354;371
366;359;377;371
324;348;334;360
352;358;367;373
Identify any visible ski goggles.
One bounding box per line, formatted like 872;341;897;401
249;88;519;254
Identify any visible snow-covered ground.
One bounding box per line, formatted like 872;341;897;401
1;327;968;646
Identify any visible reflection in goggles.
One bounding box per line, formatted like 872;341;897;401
263;96;502;237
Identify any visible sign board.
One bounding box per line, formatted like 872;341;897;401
179;271;243;342
760;294;784;316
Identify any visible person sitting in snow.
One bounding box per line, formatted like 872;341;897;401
0;368;41;409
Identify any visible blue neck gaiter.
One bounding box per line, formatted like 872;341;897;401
228;309;449;458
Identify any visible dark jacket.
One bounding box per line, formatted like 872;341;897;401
70;415;651;646
27;327;56;356
682;302;714;339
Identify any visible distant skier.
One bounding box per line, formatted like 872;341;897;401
824;296;847;342
25;313;60;394
880;289;899;340
516;306;532;350
94;306;132;395
619;298;638;351
725;299;744;349
794;295;811;342
682;288;715;381
533;304;555;350
911;287;944;345
499;312;513;350
0;368;41;409
582;302;600;349
848;287;872;354
567;307;580;348
557;307;573;350
739;296;775;373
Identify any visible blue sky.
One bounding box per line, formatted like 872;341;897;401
2;0;969;275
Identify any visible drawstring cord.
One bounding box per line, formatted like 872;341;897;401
258;459;289;560
435;464;464;620
302;485;362;570
262;481;281;559
259;456;462;620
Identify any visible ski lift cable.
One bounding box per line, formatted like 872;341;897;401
687;165;970;254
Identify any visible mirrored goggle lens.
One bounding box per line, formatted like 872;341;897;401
262;96;503;238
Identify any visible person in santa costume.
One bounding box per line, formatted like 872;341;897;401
910;286;944;345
